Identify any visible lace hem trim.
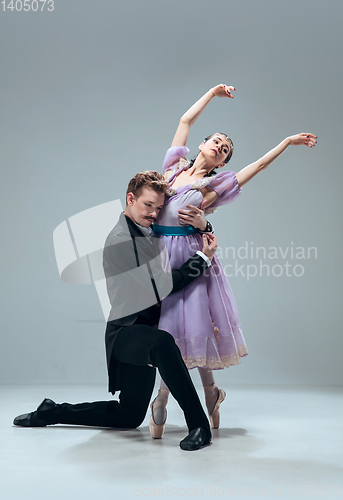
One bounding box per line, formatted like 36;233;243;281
179;344;249;370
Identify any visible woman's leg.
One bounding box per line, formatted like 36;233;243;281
197;367;219;415
197;367;226;429
152;379;170;425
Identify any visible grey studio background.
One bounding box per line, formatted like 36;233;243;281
0;0;342;389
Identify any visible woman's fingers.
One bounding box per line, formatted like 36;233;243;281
221;84;235;90
304;133;317;147
303;133;317;141
224;85;235;98
291;133;317;147
213;84;235;98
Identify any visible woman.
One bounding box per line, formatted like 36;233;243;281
149;84;316;438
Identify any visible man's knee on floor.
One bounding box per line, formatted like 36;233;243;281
122;411;146;429
106;401;146;429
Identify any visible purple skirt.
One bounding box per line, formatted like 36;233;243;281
158;232;248;370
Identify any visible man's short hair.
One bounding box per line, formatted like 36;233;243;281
126;171;169;202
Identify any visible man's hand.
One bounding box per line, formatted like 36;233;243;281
201;233;217;262
178;200;208;231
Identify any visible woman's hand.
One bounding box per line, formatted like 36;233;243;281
288;133;317;147
211;84;235;99
171;84;235;147
178;201;207;230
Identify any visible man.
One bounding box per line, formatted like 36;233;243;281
13;171;217;451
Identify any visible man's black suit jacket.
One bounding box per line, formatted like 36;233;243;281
103;212;209;394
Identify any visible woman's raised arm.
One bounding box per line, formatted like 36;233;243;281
171;84;235;148
235;133;317;188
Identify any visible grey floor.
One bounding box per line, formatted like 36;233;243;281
1;384;342;500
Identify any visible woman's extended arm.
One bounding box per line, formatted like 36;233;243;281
235;133;317;188
171;84;235;148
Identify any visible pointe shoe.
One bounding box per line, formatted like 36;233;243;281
149;398;167;439
208;389;226;429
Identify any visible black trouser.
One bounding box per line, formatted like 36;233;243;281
47;325;210;433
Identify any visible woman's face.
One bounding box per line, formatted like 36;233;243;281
200;134;231;166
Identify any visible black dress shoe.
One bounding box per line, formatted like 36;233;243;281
179;427;212;451
36;398;57;413
13;412;46;427
13;398;57;427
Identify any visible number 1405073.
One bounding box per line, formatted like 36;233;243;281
1;0;54;11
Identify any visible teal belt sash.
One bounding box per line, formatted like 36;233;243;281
153;224;197;236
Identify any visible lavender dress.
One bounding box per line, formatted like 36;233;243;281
155;146;248;370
